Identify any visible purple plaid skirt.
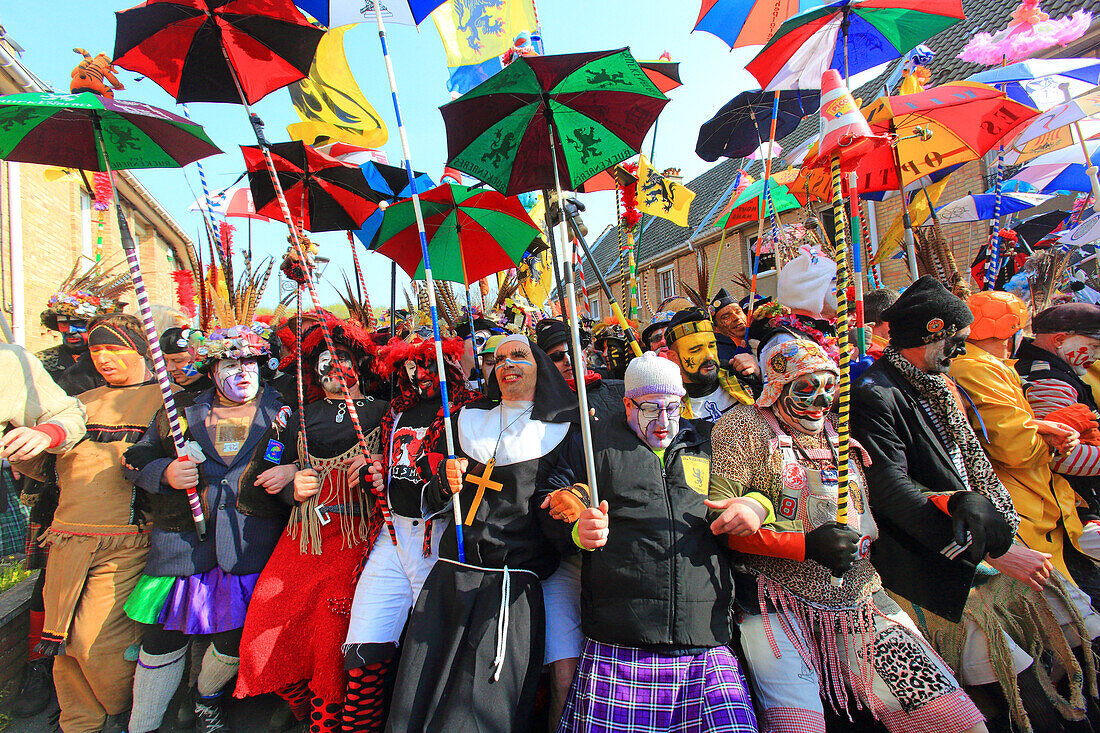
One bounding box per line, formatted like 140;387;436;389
557;638;757;733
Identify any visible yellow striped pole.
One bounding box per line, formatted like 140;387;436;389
831;154;852;539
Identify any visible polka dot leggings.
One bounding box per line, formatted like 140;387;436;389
341;659;396;732
277;681;342;733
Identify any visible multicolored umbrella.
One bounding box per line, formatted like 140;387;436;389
0;92;220;171
240;141;384;232
719;177;804;228
113;0;324;105
746;0;965;90
372;183;540;284
352;162;435;249
1007;141;1100;193
293;0;444;26
694;0;817;49
639;59;683;93
188;185;270;221
0;91;220;539
439;47;669;195
967;58;1100;111
696;89;820;162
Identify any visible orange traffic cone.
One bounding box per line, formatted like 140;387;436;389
818;69;886;166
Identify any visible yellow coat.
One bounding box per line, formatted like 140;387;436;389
951;343;1084;580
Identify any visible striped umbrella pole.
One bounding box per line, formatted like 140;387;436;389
372;1;465;561
180;104;221;256
573;243;591;317
848;172;866;356
984;147;1005;290
830;153;852;587
93;120;207;540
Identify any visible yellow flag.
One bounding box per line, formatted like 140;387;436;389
518;194;551;308
287;27;388;149
873;176;950;264
432;0;537;68
636;155;695;227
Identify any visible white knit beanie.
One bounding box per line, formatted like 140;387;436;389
624;351;686;399
777;246;836;314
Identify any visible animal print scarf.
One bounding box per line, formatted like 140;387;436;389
883;346;1019;531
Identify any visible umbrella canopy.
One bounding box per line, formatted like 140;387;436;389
639;60;683;94
719;177;804;228
188;184;270;220
967;58;1100;111
372;183;540;284
694;0;818;49
0;92;221;171
1007;143;1100;193
293;0;444;27
113;0;324;105
843;82;1038;193
746;0;965;90
1013;209;1071;247
696;89;820;162
933;191;1053;224
241;141;384;231
1006;87;1100;149
439;48;668;195
352;161;435;248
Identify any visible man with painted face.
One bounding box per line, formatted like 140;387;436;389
550;351;756;732
710;338;985;733
664;307;754;423
159;327;211;395
342;334;478;731
387;335;579;732
235;313;387;733
1016;304;1100;531
593;322;630;380
122;321;292;733
13;314;162;733
641;310;674;353
852;277;1036;725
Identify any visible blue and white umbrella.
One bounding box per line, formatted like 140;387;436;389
294;0;441;27
934;192;1053;224
968;58;1100;111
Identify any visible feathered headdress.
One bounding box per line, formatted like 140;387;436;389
376;336;465;381
42;258;132;330
282;311;378;402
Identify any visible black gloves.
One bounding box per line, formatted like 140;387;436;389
947;491;1013;562
805;521;862;576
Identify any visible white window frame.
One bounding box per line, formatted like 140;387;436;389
589;297;601;320
80;191;94;267
746;234;777;277
657;264;675;301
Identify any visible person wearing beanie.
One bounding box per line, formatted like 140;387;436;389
751;246;839;365
710;339;984;733
550;351;757;732
664;308;754;423
160;327;211;395
862;287;899;360
1016;302;1100;551
949;292;1100;731
12;314;163;732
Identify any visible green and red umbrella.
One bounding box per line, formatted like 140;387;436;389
0;92;220;170
371;183;540;285
439;47;668;195
746;0;965;90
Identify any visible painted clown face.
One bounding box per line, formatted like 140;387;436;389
405;356;439;398
774;370;837;435
58;319;89;351
923;327;970;374
627;393;682;450
671;331;720;388
1058;334;1100;375
316;348;357;395
214;357;260;404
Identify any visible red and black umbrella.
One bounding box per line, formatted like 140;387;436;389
113;0;324;105
241;141;384;232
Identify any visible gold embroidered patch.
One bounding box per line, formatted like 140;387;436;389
680;455;710;495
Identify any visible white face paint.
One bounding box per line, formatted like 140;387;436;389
1058;334;1100;375
214;358;259;403
316;348;356;395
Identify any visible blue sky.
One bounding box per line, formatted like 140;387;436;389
2;1;765;309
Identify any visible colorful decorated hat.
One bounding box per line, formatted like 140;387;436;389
758;339;839;408
41;259;131;331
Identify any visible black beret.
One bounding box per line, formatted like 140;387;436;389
1033;302;1100;338
455;317;502;339
883;276;973;348
534;318;570;352
710;288;737;313
159;327;191;355
664;307;714;345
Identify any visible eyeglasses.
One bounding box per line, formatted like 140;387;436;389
548;350;570;364
630;399;682;420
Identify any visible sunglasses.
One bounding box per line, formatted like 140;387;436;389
548;350;570;363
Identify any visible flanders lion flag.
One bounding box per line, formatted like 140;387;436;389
432;0;538;69
287;27;388;149
636;155;695;227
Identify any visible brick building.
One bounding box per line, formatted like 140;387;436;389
571;0;1099;328
0;27;195;352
